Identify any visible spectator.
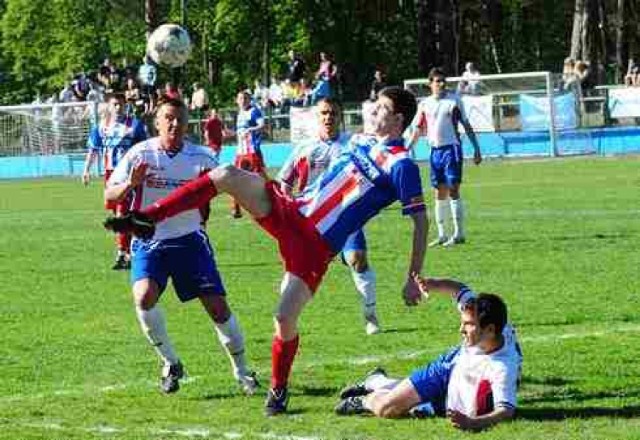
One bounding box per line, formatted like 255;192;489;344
369;69;387;101
190;82;210;116
203;108;225;160
138;56;158;112
287;50;306;85
625;59;640;86
459;62;481;95
561;57;578;91
163;82;181;100
316;52;337;82
59;82;75;103
574;60;594;94
124;78;142;115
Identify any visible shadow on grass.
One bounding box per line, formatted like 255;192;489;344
522;387;640;405
378;327;421;335
518;405;640;420
520;375;573;386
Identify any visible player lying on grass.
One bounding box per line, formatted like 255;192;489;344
104;96;257;395
335;275;522;431
104;86;428;416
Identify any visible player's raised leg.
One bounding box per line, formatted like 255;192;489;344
265;272;312;416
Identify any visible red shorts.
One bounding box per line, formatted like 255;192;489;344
256;181;334;293
104;169;132;213
235;153;265;174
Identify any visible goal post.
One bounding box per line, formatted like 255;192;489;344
0;101;98;157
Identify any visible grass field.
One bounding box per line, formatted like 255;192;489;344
1;156;640;440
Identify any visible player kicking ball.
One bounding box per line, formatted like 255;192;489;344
335;275;522;432
104;87;428;416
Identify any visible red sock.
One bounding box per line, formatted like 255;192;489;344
142;174;217;222
271;335;299;389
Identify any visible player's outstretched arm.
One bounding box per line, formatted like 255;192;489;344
413;275;467;301
402;210;428;306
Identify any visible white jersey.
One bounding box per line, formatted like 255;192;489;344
278;132;351;191
414;91;467;147
108;137;218;240
446;287;522;417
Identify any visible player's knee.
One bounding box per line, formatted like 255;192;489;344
348;252;369;273
209;164;236;184
201;294;231;323
133;289;158;310
371;396;406;418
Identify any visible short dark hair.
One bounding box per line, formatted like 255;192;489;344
465;293;508;334
156;95;189;125
428;67;447;81
378;86;417;131
315;96;341;111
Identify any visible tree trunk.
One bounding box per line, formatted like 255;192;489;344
416;0;430;73
616;0;625;83
144;0;157;39
570;0;585;59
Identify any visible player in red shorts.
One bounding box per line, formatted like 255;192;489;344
82;92;147;269
105;87;428;415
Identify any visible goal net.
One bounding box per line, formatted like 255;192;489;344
0;101;98;158
404;71;595;157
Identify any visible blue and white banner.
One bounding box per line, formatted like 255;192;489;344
520;93;577;131
460;95;494;132
608;88;640;118
289;106;317;146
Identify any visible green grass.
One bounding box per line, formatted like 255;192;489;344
1;156;640;439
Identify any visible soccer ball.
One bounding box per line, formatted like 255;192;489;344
146;24;192;68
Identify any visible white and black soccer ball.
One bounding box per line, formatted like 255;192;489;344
146;23;192;68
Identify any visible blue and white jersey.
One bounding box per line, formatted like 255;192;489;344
446;285;523;416
87;115;147;171
295;137;425;253
236;106;264;155
108;137;218;241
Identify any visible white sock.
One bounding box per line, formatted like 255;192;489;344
135;306;180;366
450;198;465;239
214;314;249;378
365;373;400;391
435;199;449;239
351;268;377;318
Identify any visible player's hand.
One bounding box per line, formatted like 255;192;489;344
473;150;482;165
447;410;476;431
411;273;432;299
81;172;90;186
402;276;422;306
127;161;150;188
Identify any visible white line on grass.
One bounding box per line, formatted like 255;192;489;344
14;422;321;440
3;323;640;405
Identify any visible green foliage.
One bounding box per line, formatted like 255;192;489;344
1;157;640;438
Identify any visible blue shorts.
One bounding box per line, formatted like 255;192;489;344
131;230;226;302
408;346;461;415
430;144;463;188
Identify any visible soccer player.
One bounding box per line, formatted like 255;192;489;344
335;275;522;432
82;91;147;269
104;96;258;395
104;86;428;416
408;67;482;248
278;98;381;335
230;90;266;218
